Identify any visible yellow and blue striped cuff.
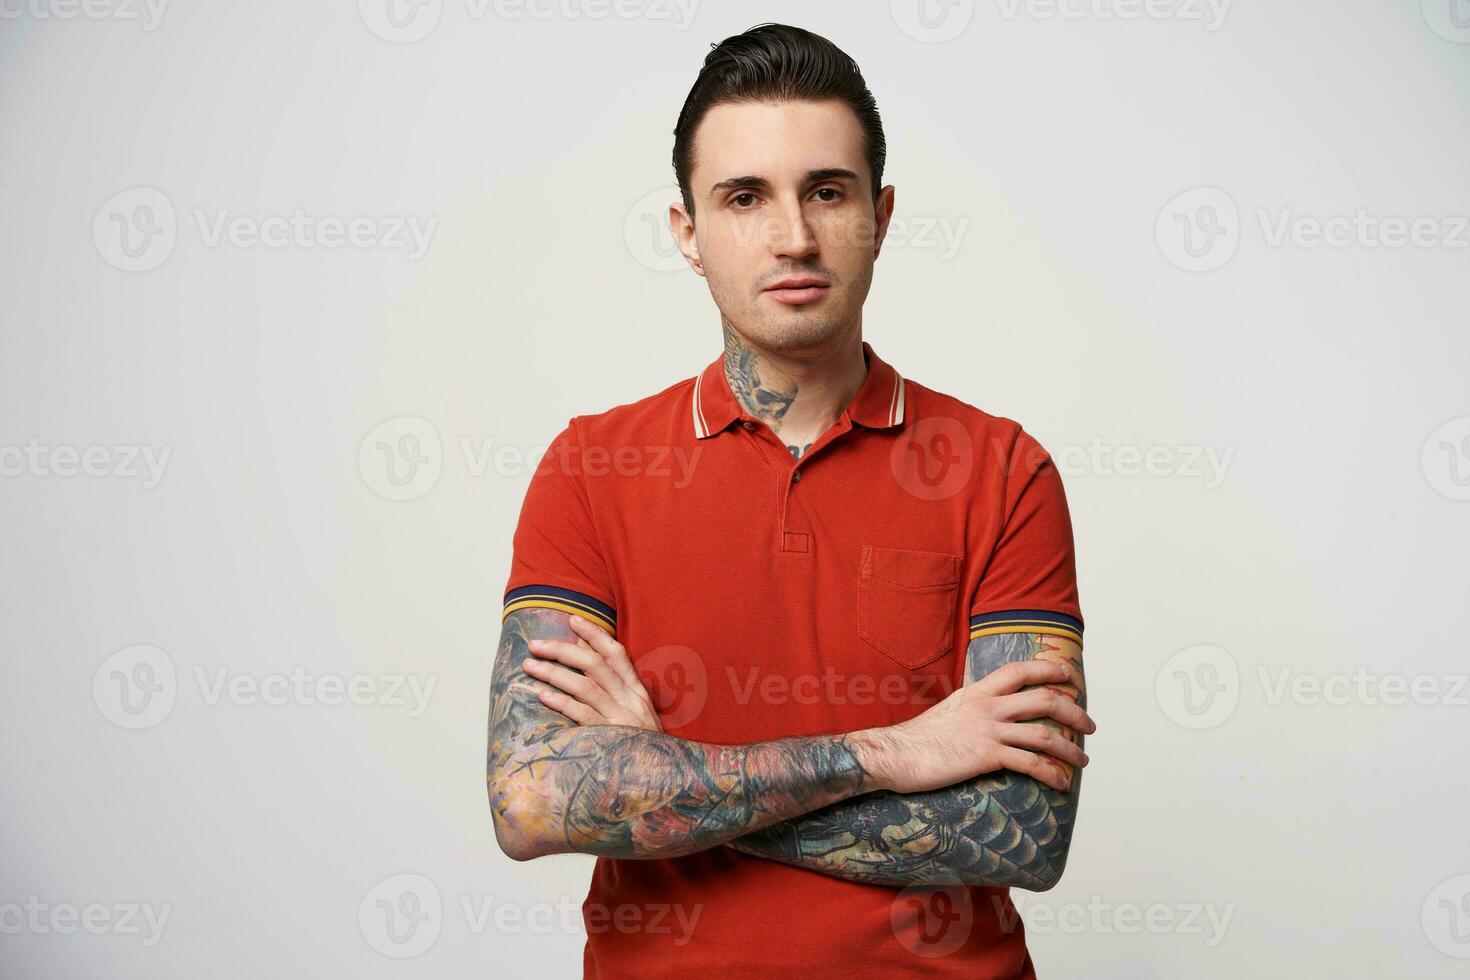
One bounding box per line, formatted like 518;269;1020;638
970;609;1083;647
502;585;616;635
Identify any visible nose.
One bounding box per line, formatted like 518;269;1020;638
767;197;818;262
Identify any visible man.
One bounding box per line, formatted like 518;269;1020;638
487;23;1094;979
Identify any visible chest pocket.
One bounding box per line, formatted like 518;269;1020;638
857;545;962;669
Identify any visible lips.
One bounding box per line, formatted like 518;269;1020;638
764;278;830;305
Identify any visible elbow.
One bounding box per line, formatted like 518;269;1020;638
1013;845;1072;893
494;823;542;863
487;773;552;862
491;808;538;862
1024;866;1064;893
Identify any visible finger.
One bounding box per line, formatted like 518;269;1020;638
537;686;603;725
522;657;622;719
997;687;1096;733
999;721;1089;770
973;659;1073;697
567;616;645;693
527;637;630;702
997;746;1071;792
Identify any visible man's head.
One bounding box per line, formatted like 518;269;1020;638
669;24;894;356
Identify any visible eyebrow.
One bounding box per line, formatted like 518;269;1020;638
708;168;861;197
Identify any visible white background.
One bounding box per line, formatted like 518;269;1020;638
2;0;1468;976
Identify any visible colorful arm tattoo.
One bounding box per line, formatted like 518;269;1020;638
487;608;881;860
727;632;1086;889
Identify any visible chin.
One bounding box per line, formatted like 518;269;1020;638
741;304;849;352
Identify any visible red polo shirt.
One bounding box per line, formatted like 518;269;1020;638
503;342;1083;979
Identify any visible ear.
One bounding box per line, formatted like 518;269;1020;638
871;184;897;261
669;200;705;277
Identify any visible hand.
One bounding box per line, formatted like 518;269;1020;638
855;660;1096;795
522;615;663;732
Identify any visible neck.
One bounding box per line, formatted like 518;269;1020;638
721;317;867;459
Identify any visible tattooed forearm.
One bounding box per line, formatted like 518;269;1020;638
488;609;882;860
729;633;1085;889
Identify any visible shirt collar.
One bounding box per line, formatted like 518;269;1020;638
691;340;906;439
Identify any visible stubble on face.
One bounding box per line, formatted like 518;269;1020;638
707;259;871;357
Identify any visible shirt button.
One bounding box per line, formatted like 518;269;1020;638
792;469;802;483
741;420;756;430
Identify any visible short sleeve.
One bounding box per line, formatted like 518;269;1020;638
502;420;618;634
969;430;1084;649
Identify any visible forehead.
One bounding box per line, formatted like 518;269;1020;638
690;99;867;194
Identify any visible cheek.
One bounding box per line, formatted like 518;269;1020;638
819;211;881;254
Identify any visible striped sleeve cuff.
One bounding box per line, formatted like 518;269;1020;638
970;609;1083;646
502;585;616;635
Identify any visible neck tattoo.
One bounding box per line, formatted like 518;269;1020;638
722;319;797;426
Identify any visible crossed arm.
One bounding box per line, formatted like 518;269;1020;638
487;608;888;861
726;632;1086;888
487;608;1089;889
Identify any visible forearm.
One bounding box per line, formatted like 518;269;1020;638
492;720;886;860
730;631;1086;889
727;750;1080;888
488;608;887;860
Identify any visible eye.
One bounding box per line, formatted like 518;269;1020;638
731;192;760;209
813;187;843;203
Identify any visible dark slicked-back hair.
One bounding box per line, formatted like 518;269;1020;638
672;23;886;222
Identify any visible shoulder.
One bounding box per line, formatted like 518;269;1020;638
902;377;1052;462
554;374;699;446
